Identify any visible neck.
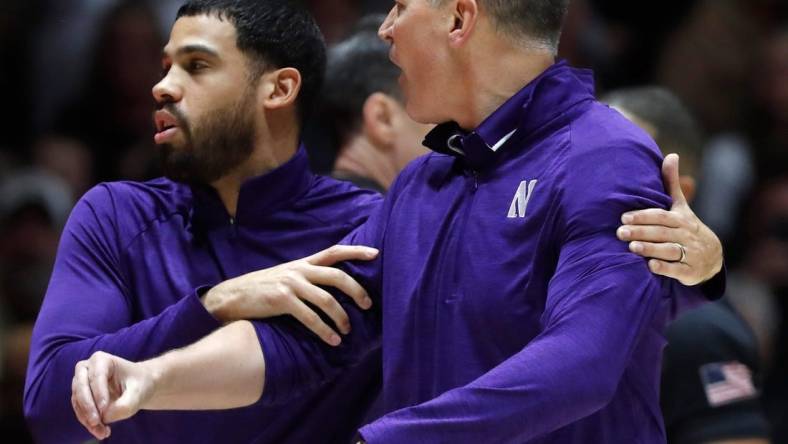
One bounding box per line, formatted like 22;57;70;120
333;134;398;190
453;38;555;130
210;126;299;217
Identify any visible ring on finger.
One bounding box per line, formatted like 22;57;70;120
674;243;687;264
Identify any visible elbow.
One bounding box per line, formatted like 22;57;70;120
584;377;618;412
23;390;50;443
564;354;621;416
579;361;620;413
23;377;42;428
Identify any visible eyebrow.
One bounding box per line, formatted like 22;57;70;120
163;44;220;60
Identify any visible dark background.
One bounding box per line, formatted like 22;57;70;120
0;0;786;442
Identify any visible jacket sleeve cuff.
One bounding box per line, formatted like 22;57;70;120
699;262;727;301
253;321;286;406
168;286;223;345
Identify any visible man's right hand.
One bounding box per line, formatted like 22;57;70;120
201;245;378;346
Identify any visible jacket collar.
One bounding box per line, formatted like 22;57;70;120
423;60;596;170
192;145;314;229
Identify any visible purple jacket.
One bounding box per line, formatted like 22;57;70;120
24;147;383;444
257;61;723;443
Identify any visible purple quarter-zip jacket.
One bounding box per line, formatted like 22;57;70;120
24;147;384;444
255;62;722;443
351;62;676;442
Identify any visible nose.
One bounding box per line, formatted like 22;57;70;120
378;6;395;44
152;71;181;106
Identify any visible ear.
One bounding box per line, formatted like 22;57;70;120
362;92;397;148
679;175;697;203
448;0;479;47
261;67;301;111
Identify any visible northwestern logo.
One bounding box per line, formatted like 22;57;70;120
507;180;538;218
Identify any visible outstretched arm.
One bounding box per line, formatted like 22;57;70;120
71;321;263;440
70;245;379;441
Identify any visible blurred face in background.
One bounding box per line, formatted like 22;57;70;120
95;4;164;133
747;179;788;289
761;30;788;126
0;205;59;321
379;0;456;125
152;14;259;184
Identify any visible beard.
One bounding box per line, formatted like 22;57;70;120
158;88;256;185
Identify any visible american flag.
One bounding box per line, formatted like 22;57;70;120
699;361;757;407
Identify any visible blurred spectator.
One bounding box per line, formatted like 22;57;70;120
0;170;73;320
51;1;165;182
31;0;182;136
0;169;74;443
584;0;699;89
744;178;788;442
32;136;94;199
301;0;396;44
305;0;361;44
657;0;764;134
604;87;771;444
657;0;775;246
752;26;788;179
320;15;430;192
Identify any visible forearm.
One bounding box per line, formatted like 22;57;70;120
143;321;264;410
24;292;220;442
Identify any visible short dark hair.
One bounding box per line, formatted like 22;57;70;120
176;0;326;126
321;15;402;144
602;86;704;176
433;0;570;51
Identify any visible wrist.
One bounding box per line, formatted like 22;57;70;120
201;286;232;321
137;359;165;410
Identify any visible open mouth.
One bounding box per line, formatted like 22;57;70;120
154;110;181;144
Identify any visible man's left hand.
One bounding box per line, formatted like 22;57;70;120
616;153;723;286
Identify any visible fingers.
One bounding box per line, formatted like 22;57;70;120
71;361;110;440
617;225;682;244
88;353;113;416
628;241;683;262
305;245;379;267
71;394;110;440
662;153;687;206
302;265;372;310
290;277;351;335
72;362;102;428
647;259;697;286
620;208;683;228
102;380;143;424
285;296;343;346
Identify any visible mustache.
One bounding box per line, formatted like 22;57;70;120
156;102;189;130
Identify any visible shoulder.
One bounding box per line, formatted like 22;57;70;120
561;101;663;173
294;175;383;229
73;178;191;244
552;101;671;224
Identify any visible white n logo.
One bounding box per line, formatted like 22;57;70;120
507;180;538;218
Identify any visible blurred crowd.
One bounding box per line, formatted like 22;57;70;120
0;0;785;442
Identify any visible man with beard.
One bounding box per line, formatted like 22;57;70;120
66;1;729;443
24;1;384;443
